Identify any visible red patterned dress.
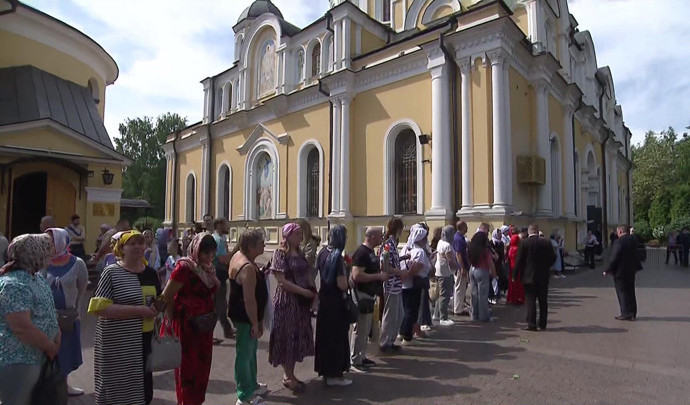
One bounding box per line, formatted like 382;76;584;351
268;249;315;368
169;262;217;405
506;235;525;305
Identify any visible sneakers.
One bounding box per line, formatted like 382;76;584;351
350;364;370;373
255;383;268;396
325;377;352;387
67;385;84;396
236;396;265;405
401;339;415;346
420;325;432;332
439;319;455;326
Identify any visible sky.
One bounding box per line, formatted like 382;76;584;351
22;0;690;146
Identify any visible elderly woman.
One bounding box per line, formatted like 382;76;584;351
314;225;351;386
162;232;219;405
433;226;458;326
399;224;431;345
88;230;161;405
228;229;270;405
0;234;59;405
45;228;89;396
269;223;316;392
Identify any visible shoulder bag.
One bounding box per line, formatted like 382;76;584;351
345;289;359;324
146;315;182;372
31;358;68;405
52;278;78;333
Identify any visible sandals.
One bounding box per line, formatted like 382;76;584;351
282;377;305;393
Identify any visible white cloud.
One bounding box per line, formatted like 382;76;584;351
569;0;690;144
24;0;328;137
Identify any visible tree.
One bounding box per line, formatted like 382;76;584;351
631;128;677;221
115;113;187;220
648;191;672;230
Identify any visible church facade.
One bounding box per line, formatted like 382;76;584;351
163;0;632;252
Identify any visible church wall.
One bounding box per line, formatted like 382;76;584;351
471;57;493;207
351;73;432;216
548;93;565;214
509;67;534;214
0;30;107;118
510;6;529;38
0;128;112;159
360;28;386;55
176;147;203;223
393;1;405;31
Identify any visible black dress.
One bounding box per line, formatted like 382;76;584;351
314;248;350;378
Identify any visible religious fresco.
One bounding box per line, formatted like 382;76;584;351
256;152;273;219
259;40;276;97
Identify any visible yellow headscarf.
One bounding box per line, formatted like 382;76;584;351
111;230;145;260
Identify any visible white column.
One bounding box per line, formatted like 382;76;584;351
330;98;342;216
339;96;351;216
242;69;250;109
563;105;576;217
488;49;510;211
277;48;286;93
342;18;352;70
535;80;552;215
426;55;453;219
220;82;230;118
164;152;173;223
334;19;342;70
502;56;513;207
459;58;473;211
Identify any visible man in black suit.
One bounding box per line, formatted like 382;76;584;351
604;224;643;321
514;224;557;331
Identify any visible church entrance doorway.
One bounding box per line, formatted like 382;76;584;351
11;172;47;237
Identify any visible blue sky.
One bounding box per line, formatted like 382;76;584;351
23;0;690;145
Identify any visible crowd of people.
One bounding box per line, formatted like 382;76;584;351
0;213;638;405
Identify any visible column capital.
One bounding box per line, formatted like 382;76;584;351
458;57;472;74
426;45;447;71
533;78;550;95
486;48;506;66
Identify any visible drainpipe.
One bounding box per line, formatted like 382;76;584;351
437;23;459;221
318;80;333;231
171;131;179;235
206;77;215;219
596;74;610;247
571;97;583;217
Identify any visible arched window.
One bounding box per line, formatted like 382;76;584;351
258;39;276;98
255;152;274;220
306;148;320;217
395;129;417;214
186;173;196;223
297;49;305;83
550;137;561;217
311;43;321;78
217;165;231;219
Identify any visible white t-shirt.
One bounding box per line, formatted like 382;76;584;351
435;240;454;277
401;246;432;289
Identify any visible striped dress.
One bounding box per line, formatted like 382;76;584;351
93;264;145;405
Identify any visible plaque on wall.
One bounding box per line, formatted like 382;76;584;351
93;203;115;217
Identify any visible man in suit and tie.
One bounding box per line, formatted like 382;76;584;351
604;224;643;321
514;224;557;331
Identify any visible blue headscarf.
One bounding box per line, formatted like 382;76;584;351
322;224;347;285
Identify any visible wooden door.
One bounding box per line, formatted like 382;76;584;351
46;174;76;227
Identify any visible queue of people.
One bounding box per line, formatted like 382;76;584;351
0;216;581;405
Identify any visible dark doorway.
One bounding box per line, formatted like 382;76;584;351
11;172;47;238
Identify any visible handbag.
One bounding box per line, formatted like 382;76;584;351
189;312;218;333
352;288;376;314
345;290;359;324
31;358;68;405
56;309;78;333
146;315;181;372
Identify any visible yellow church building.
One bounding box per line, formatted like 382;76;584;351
163;0;632;252
0;0;129;250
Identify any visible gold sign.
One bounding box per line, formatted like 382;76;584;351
93;203;115;217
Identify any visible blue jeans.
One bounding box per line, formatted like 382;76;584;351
470;267;491;322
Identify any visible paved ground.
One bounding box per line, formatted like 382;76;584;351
70;250;690;404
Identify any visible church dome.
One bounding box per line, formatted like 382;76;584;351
237;0;284;24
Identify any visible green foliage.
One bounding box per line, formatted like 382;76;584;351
668;216;690;233
648;191;672;229
652;226;666;242
632;220;652;242
670;184;690;221
115;113;187;220
133;217;162;232
631;129;677;221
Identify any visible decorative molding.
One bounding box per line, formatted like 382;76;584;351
85;187;122;203
236;124;290;155
242;139;280;221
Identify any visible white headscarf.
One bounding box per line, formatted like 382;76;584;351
500;225;511;245
492;228;502;244
402;224;428;254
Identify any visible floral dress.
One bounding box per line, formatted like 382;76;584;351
268;249;315;368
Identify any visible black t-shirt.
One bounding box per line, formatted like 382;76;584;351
352;244;380;297
138;265;162;304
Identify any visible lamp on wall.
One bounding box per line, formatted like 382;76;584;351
418;134;431;145
102;168;115;185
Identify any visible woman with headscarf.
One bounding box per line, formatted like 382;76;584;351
0;234;59;405
161;232;219;405
506;232;525;305
269;223;316;392
432;226;458;326
88;230;161;405
314;224;352;386
399;224;431;345
488;228;506;304
228;229;270;405
45;228;88;396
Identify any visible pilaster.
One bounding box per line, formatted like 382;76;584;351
534;79;552;216
488;48;511;213
458;57;474;214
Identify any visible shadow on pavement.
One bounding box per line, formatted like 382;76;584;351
634;316;690;323
548;325;627;334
